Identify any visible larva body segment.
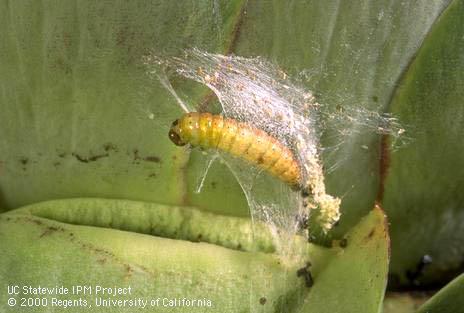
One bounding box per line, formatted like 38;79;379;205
210;115;225;148
217;118;239;152
198;113;213;147
169;112;302;189
228;125;254;157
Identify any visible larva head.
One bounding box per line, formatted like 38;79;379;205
168;119;187;146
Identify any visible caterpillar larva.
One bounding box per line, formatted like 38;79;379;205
168;112;302;190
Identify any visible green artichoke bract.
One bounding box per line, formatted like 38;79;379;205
0;0;462;286
0;199;388;313
416;274;464;313
0;2;462;310
383;0;464;286
0;0;249;216
0;205;305;313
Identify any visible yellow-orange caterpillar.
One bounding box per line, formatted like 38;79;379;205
168;112;302;189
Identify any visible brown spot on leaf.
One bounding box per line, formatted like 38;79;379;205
20;217;43;226
296;263;314;288
133;149;140;163
124;264;134;280
72;152;109;163
40;226;64;238
32;219;43;225
143;156;160;163
19;157;29;170
133;149;161;163
73;153;89;163
259;297;267;305
103;143;118;152
368;229;376;239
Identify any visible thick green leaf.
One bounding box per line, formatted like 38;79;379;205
416;274;464;313
1;0;462;288
10;198;287;253
0;199;314;313
0;199;389;313
0;0;248;216
299;205;389;313
383;0;464;286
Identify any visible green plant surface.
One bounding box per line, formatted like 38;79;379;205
299;205;389;313
383;0;464;285
0;0;463;289
225;0;464;286
231;0;451;240
0;199;313;313
0;0;249;216
0;199;388;313
11;198;290;253
416;274;464;313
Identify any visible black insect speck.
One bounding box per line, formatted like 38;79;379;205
296;262;313;288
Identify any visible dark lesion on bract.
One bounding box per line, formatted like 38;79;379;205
40;226;65;238
103;142;118;152
143;156;161;163
367;228;376;239
19;157;28;165
19;157;29;170
72;152;109;163
296;262;314;288
133;149;162;163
